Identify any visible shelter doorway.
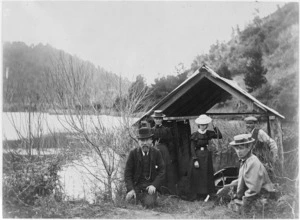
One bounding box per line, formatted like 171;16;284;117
164;119;192;197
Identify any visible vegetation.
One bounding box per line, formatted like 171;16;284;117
190;3;298;121
3;117;298;218
2;42;131;113
2;2;298;219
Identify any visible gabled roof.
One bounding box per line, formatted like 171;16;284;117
138;64;284;122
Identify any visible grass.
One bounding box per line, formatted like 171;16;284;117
3;200;114;218
2;193;239;218
3;184;297;218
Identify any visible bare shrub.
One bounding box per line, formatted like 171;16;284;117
42;52;151;204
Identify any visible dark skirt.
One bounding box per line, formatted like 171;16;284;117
155;143;177;194
189;149;215;195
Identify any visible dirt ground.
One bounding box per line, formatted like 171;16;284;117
103;204;236;219
102;196;240;219
5;194;291;219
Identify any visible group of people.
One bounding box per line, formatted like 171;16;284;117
124;110;278;215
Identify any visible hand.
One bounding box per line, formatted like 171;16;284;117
154;139;160;146
125;190;136;201
146;185;156;195
211;120;216;128
217;185;230;196
234;198;244;205
194;161;199;168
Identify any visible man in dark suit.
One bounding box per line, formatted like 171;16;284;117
124;127;165;207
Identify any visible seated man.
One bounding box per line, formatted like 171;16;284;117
124;127;165;208
217;134;275;216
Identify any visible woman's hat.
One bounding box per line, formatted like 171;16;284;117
195;114;212;125
151;110;166;118
229;134;255;146
137;127;153;139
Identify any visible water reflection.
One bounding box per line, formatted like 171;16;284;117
3;112;134;204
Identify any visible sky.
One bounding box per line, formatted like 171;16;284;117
2;1;286;84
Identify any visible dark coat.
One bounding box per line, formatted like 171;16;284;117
152;124;172;165
152;125;172;146
124;147;165;192
152;125;177;194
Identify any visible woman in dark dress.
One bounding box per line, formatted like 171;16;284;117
190;114;222;200
151;110;174;194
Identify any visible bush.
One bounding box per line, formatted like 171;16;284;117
3;153;64;206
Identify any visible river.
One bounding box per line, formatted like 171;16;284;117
3;112;138;141
3;112;138;203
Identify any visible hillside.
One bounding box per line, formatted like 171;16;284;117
2;42;131;111
188;2;298;120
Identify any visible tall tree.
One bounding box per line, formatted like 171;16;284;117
217;63;232;80
243;45;267;93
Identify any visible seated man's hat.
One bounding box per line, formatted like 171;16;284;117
195;114;212;125
151;110;166;118
244;116;258;123
137;127;153;139
230;134;255;146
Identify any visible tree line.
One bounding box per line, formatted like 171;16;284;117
2;42;131;113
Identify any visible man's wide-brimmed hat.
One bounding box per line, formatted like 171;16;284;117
137;127;153;139
229;134;255;146
195;114;212;125
244;116;258;123
151;110;166;118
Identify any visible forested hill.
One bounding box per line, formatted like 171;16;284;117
189;2;298;120
3;42;131;111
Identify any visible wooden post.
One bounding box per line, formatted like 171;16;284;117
267;115;271;137
28;109;32;156
269;116;284;175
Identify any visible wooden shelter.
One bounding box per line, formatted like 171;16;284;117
136;64;285;193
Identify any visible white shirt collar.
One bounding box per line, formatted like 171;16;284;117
198;129;207;134
141;150;149;156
